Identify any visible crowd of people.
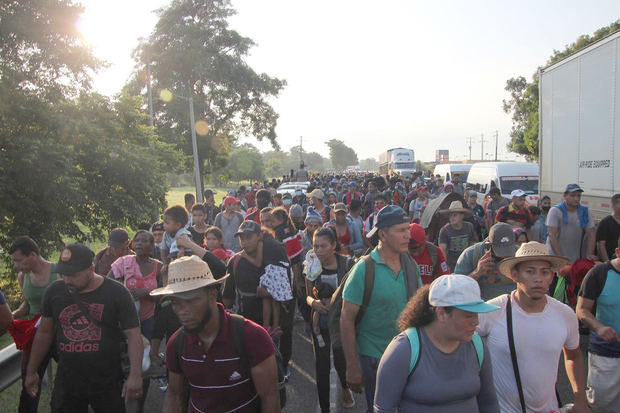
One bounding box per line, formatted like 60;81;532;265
1;169;619;413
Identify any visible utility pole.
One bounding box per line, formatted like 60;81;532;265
188;90;203;203
494;130;498;161
481;133;484;160
467;137;473;161
299;136;304;166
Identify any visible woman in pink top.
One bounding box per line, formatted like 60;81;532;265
109;230;161;340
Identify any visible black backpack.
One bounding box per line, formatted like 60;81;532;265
174;314;286;411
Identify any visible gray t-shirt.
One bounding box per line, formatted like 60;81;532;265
374;329;499;413
545;206;594;263
486;198;509;224
439;222;476;272
214;211;245;252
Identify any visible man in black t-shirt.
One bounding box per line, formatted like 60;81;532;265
24;244;142;413
596;194;620;261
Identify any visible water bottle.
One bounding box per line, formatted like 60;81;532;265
316;334;326;348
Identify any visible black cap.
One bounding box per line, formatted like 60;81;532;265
234;220;261;237
56;244;95;275
108;228;129;248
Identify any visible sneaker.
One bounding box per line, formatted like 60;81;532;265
342;388;355;408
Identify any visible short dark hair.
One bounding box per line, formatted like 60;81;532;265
184;193;195;204
133;230;154;244
612;193;620;205
489;188;501;196
205;226;223;241
163;205;189;226
374;193;389;203
350;199;362;212
191;203;206;214
9;236;40;256
313;227;342;254
137;222;151;231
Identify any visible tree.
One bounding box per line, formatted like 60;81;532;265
0;1;175;259
325;139;358;170
359;158;378;172
504;20;620;159
131;0;285;190
228;145;264;182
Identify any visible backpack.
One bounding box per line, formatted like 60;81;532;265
404;327;484;374
174;314;287;411
328;253;421;349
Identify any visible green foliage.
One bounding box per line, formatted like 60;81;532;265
228;145;265;182
0;1;176;260
503;20;620;159
131;0;286;187
359;157;378;171
325;139;358;170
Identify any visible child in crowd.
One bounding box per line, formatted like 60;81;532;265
189;204;209;246
204;226;232;263
161;205;191;263
311;282;335;346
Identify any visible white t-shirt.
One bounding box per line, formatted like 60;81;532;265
476;293;580;413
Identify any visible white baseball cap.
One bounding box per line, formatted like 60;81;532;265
511;189;526;198
429;274;499;313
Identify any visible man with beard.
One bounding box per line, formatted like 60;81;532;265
24;244;142;412
152;256;279;413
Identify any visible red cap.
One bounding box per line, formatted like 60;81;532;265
224;196;240;206
416;186;428;192
409;223;426;246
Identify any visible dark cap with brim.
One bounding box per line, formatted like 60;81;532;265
488;223;516;258
366;205;409;238
234;220;261;237
56;244;95;275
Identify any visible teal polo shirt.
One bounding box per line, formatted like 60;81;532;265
343;248;416;359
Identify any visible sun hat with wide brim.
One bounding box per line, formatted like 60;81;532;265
150;255;228;296
438;200;473;217
498;241;569;278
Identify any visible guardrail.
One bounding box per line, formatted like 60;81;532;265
0;344;21;392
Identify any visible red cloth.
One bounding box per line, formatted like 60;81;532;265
212;248;232;262
283;232;303;259
9;313;41;352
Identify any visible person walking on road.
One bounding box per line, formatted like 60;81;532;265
152;255;280;413
546;184;596;264
576;239;620;412
477;241;590;413
25;244;143;413
10;236;58;413
340;205;422;412
438;200;477;272
374;274;500;413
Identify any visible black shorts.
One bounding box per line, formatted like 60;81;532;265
51;377;125;413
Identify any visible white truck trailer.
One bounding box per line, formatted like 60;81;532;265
378;148;416;178
539;30;620;222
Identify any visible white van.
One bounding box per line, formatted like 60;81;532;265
432;163;472;183
466;162;539;204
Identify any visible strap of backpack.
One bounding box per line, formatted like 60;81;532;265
405;327;422;375
472;332;484;369
506;296;527;413
355;255;375;326
426;242;438;278
230;314;250;373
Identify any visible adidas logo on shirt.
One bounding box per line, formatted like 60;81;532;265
229;371;242;381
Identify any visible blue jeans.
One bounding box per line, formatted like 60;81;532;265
358;354;380;413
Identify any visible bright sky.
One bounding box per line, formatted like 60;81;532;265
78;0;620;163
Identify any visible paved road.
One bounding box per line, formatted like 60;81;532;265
143;319;589;412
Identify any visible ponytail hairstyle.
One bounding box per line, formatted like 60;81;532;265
313;227;342;255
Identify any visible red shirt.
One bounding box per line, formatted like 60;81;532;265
166;304;275;412
410;245;450;285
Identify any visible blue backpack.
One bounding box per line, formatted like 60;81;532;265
404;327;484;374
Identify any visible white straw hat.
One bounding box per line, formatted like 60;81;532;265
150;255;228;296
498;241;569;277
